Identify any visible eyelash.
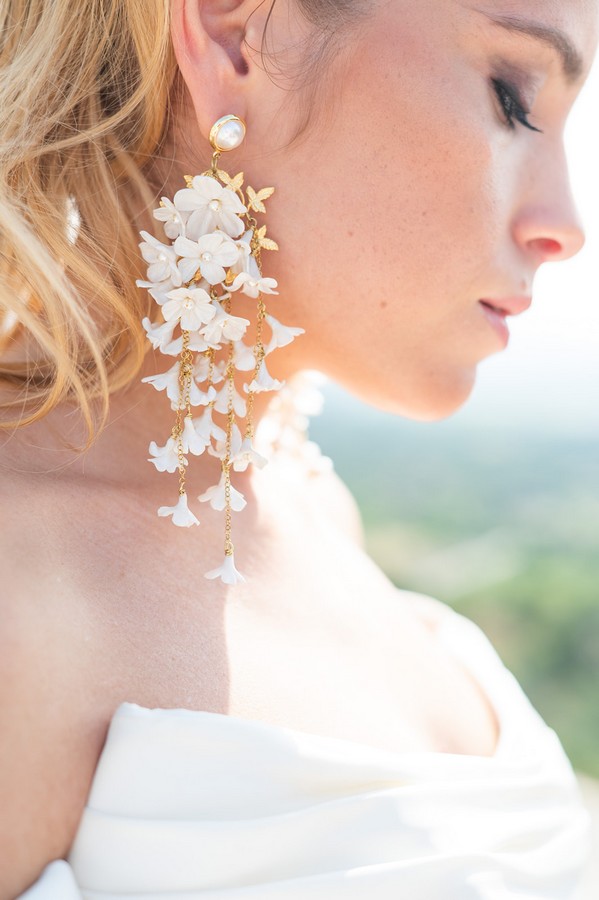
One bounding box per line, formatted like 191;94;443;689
491;78;544;134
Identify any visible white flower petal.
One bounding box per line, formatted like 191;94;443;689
204;551;246;584
157;491;200;526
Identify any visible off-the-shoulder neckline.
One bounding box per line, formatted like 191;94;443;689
111;606;508;763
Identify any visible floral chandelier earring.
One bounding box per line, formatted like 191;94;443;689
135;113;304;585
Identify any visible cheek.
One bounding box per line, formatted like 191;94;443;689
276;65;502;348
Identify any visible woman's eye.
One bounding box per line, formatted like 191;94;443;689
491;78;544;134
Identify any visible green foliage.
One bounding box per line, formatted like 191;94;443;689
310;408;599;776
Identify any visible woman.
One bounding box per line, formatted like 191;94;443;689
1;0;597;896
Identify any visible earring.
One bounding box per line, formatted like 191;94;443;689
135;113;304;585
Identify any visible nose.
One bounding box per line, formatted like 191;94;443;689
511;147;586;265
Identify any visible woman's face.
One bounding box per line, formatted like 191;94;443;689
167;0;599;421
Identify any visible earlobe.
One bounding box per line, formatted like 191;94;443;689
170;0;255;139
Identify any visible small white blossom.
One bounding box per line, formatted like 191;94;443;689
143;361;215;408
201;308;251;344
232;340;259;371
136;278;179;304
213;381;247;417
228;271;279;298
161;331;210;357
210;426;268;471
193;406;227;444
234;436;269;472
207;422;242;461
193;354;225;385
157;491;200;527
171;382;217;411
204;551;246;584
174;233;240;285
181;414;210;455
161;286;216;332
244;358;285;393
198;471;247;511
141;316;177;351
229;229;261;279
141;361;180;399
153;197;187;240
173;175;247;240
138;231;181;285
264;313;305;351
148;436;184;473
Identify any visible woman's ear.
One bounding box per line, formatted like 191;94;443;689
169;0;267;140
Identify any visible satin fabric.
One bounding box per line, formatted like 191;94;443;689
17;606;592;899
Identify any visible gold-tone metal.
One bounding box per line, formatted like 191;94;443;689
169;116;279;576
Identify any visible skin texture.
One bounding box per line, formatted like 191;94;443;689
156;0;599;426
3;0;598;486
1;7;599;894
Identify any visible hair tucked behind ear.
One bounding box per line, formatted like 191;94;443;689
0;0;363;452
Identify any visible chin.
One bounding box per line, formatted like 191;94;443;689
348;366;477;423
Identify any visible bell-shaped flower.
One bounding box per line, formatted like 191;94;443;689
201;308;251;345
232;339;258;371
180;414;210;456
207;422;243;462
153;197;187;240
157;491;199;527
141;361;180;400
204;551;246;585
193;405;227;444
244;358;285;393
193;354;225;385
141;316;178;351
148;436;184;473
138;231;181;285
198;471;247;511
213;380;247;417
174;232;240;285
162;330;210;357
172;175;247;240
171;382;217;411
189;382;217;408
136;278;179;304
233;435;269;472
229;229;261;279
228;271;279;299
162;286;216;332
211;425;268;471
264;313;305;351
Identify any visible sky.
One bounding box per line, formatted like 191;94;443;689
316;50;599;438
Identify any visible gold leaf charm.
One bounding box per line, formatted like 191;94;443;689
216;170;244;192
247;185;275;213
255;224;279;252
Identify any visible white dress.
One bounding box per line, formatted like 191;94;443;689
17;603;592;900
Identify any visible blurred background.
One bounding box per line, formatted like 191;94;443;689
304;37;599;898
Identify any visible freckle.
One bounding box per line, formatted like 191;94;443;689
380;300;388;309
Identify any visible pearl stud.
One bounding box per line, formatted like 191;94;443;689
209;114;246;152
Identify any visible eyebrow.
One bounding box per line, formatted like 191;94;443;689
475;11;585;85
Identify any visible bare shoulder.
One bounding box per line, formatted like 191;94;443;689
398;588;456;634
0;477;108;898
300;451;367;548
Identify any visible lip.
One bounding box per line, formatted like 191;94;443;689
479;296;532;316
478;301;510;345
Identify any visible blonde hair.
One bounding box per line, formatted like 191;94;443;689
0;0;364;452
0;0;177;450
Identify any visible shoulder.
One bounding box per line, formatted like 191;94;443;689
0;476;106;897
302;453;367;549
